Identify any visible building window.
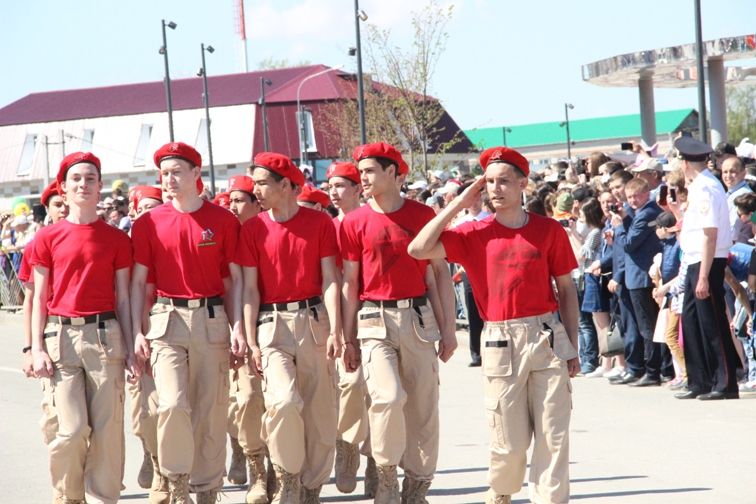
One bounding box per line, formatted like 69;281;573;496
81;129;95;150
17;134;37;177
195;118;208;164
134;124;153;166
296;109;317;153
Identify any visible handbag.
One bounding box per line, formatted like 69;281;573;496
599;316;624;357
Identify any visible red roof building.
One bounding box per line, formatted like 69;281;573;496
0;65;472;198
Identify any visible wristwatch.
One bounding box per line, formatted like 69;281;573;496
22;346;32;354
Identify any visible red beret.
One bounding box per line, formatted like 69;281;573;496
57;151;101;184
213;192;230;208
40;181;62;207
479;146;530;177
153;142;202;168
352;142;409;175
297;185;331;208
253;152;305;187
135;186;163;205
326;162;361;185
228;175;255;196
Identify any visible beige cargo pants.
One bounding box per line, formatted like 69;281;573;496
335;359;369;446
148;302;230;493
358;302;440;480
128;373;159;456
257;302;337;490
483;313;574;504
40;318;126;504
229;362;267;456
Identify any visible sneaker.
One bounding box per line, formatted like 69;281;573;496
585;368;607;378
738;381;756;392
604;366;625;379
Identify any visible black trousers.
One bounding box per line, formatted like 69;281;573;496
628;287;664;380
682;258;742;394
465;287;483;360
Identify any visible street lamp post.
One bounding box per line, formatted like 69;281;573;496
501;126;512;146
259;77;272;151
693;0;708;143
160;19;177;142
354;1;368;144
296;65;344;167
199;43;216;194
561;103;575;159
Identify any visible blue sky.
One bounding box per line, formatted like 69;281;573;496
2;0;754;130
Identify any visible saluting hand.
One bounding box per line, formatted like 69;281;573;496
456;176;486;209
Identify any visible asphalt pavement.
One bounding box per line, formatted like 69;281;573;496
1;310;754;503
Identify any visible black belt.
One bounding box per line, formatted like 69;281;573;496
362;296;426;309
260;296;322;312
49;311;117;326
157;296;224;308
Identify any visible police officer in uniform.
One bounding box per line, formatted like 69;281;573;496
673;136;742;400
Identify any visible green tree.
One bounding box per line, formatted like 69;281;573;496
257;57;311;70
726;86;756;144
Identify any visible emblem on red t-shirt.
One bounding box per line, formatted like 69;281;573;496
199;228;216;247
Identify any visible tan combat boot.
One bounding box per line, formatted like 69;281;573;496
485;490;512;504
148;455;171;504
374;464;400;504
364;456;378;498
228;436;248;485
266;458;276;501
245;453;269;504
168;474;191;504
335;439;360;493
300;484;322;504
400;471;431;504
138;441;154;489
196;488;220;504
269;463;300;504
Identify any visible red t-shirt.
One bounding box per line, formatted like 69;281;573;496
440;213;577;322
17;239;34;283
237;207;338;304
131;201;239;298
30;219;133;317
340;199;434;300
333;216;344;269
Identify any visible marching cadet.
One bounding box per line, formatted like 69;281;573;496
325;161;371;495
31;152;135;504
224;174;270;504
408;147;580;504
296;185;332;213
130;142;247;504
126;186;168;501
19;181;68;377
238;152;341;504
673;136;742;400
340;142;457;504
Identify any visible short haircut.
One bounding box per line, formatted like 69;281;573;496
367;156;399;175
580;198;604;229
624;177;649;194
602;161;625;176
610;170;634;185
722;156;745;172
254;166;284;183
525;197;547;216
734;192;756;213
588;152;611;177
